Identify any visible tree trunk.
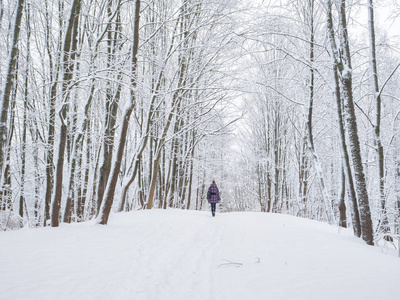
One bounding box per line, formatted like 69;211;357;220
186;129;196;210
306;0;335;225
96;0;122;214
43;0;65;226
0;0;24;207
337;0;374;245
77;124;92;221
50;0;81;227
168;117;180;208
367;0;391;240
325;0;362;238
20;3;30;218
97;0;141;225
338;165;347;228
117;91;154;211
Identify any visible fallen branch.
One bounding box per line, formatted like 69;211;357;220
217;259;243;268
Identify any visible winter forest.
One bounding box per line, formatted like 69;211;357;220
1;0;400;248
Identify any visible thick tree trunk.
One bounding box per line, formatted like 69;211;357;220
0;0;24;209
337;0;374;245
334;63;360;235
325;0;362;238
1;70;18;211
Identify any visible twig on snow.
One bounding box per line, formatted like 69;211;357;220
217;259;243;268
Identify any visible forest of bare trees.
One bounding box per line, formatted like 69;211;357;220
1;0;400;246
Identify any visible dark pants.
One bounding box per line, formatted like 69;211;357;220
211;203;216;215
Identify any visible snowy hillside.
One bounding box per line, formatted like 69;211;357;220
1;210;400;300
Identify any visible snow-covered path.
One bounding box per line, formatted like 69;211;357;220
1;210;400;300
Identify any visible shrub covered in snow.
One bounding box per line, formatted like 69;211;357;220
0;211;23;231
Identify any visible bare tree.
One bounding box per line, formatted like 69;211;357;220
325;0;373;245
97;0;141;225
50;0;82;227
0;0;25;209
367;0;391;241
305;0;335;225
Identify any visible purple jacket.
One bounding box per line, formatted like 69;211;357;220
207;184;220;203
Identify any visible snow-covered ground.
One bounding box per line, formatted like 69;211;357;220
1;209;400;300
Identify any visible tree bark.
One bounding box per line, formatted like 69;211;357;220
0;0;25;207
337;0;374;245
325;0;362;238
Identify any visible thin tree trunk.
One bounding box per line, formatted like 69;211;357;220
20;3;30;218
32;129;41;226
306;0;335;225
64;84;94;223
97;0;141;225
147;109;177;210
186;129;195;210
43;0;64;226
146;3;193;209
367;0;390;240
338;165;347;227
77;124;91;221
117;95;154;211
273;109;280;213
299;135;309;217
96;0;122;214
50;0;81;227
168;119;180;208
163;158;172;209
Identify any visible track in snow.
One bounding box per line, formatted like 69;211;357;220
1;209;400;300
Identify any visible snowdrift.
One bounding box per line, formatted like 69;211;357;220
1;209;400;300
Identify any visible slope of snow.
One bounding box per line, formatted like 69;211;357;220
1;209;400;300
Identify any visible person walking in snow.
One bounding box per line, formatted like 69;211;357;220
207;180;220;217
